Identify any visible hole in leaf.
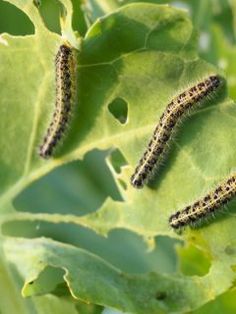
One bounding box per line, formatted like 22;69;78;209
155;291;167;301
108;97;128;124
71;0;88;37
36;0;64;34
109;149;128;174
13;149;123;216
118;179;127;190
2;219;181;275
177;244;211;276
25;266;65;296
0;0;35;35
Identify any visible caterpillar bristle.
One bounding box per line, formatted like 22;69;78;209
39;43;77;159
169;174;236;229
130;75;222;189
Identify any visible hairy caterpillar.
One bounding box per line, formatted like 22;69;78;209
39;43;77;158
169;174;236;229
130;75;221;189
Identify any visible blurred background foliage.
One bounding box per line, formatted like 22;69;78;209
0;0;236;313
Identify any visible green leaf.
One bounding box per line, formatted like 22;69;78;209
3;237;232;313
0;246;81;314
192;288;236;314
1;1;236;313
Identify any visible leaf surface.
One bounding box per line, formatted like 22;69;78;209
1;1;236;313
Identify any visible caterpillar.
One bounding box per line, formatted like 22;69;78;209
39;43;77;158
169;174;236;229
130;75;221;189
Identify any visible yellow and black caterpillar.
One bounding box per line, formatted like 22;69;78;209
130;75;221;189
39;44;77;158
169;174;236;229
